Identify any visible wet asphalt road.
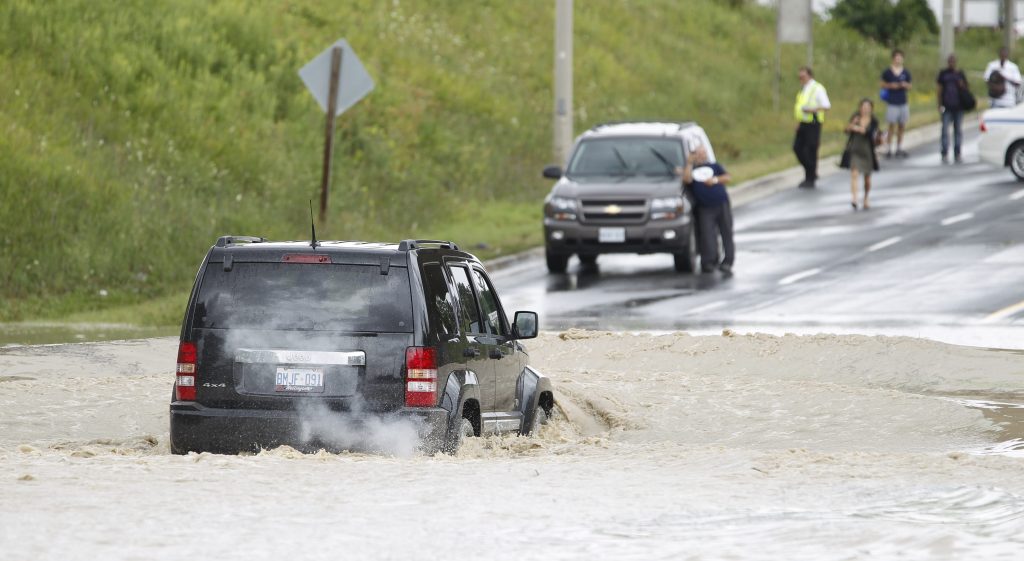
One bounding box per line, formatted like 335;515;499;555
492;130;1024;347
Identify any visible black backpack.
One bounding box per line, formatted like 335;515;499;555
989;71;1007;98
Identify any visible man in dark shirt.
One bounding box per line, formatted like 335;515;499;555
937;54;968;163
678;146;734;275
881;49;912;158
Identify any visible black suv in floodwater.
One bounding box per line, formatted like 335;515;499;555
169;236;553;455
542;121;718;273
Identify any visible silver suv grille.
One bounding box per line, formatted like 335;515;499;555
580;199;647;224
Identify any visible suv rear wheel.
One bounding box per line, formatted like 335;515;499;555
443;417;476;454
546;249;569;273
673;227;697;273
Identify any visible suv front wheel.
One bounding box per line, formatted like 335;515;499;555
673;227;697;273
546;248;570;273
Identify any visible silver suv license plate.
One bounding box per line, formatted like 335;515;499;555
599;227;626;243
275;367;325;393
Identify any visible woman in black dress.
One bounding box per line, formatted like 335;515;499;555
841;98;880;210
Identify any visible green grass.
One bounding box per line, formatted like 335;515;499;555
0;0;1013;326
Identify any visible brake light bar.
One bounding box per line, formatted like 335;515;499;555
282;254;332;263
175;341;197;401
405;347;438;407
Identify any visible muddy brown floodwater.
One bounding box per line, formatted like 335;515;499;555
1;330;1023;560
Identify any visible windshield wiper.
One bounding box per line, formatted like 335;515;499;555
611;146;631;173
647;145;676;174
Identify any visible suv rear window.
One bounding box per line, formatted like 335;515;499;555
567;137;683;177
193;263;413;332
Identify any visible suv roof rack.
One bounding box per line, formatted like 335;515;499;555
589;120;695;131
397;239;460;251
215;235;267;247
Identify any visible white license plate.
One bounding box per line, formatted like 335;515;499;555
275;367;325;393
598;227;626;243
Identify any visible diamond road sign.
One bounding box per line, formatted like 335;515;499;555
299;38;374;116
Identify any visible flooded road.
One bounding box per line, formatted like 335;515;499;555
2;331;1023;560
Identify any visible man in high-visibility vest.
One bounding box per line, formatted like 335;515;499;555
793;66;831;188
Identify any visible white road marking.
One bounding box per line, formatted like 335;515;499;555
867;236;902;252
940;212;974;226
734;230;801;243
778;268;822;286
983;298;1024;323
1011;190;1024;201
689;301;727;314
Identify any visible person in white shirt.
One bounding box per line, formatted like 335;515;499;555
793;66;831;188
984;47;1022;108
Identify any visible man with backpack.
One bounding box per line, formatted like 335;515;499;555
984;47;1021;108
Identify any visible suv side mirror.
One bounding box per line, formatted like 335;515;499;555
542;165;563;180
513;311;539;339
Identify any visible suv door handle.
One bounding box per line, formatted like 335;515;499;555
463;347;481;358
489;348;503;360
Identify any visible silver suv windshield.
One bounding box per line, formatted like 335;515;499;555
566;137;684;178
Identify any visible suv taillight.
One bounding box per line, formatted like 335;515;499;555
405;347;437;407
175;341;197;401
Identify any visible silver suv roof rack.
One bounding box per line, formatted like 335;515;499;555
589;120;695;131
397;239;460;251
215;235;267;247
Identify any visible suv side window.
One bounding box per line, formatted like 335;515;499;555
448;265;483;334
471;268;507;336
421;263;458;337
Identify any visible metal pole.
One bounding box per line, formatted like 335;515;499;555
773;2;779;111
319;46;342;224
1005;0;1016;54
941;0;955;65
554;0;573;166
806;0;813;68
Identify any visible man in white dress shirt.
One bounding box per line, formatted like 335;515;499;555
984;47;1022;108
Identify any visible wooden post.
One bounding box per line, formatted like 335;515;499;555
319;46;343;224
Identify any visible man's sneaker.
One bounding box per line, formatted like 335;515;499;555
941;154;949;164
896;150;909;158
719;263;733;276
885;150;894;159
798;180;816;189
954;154;963;164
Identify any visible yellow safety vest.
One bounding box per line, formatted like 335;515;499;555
794;82;825;123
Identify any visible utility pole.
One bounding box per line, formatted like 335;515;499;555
553;0;573;167
806;0;813;69
1005;0;1016;55
941;0;955;65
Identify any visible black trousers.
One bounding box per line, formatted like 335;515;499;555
793;121;822;183
697;202;734;271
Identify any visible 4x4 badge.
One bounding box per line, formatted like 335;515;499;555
604;204;622;215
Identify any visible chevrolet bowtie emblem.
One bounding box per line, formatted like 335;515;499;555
604;204;622;214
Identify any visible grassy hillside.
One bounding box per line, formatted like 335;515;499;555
0;0;1009;324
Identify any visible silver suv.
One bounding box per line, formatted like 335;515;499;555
541;121;717;273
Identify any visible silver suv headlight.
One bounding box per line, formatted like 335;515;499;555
650;196;685;221
545;196;578;221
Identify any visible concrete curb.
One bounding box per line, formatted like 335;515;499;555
484;115;979;271
484;246;546;273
